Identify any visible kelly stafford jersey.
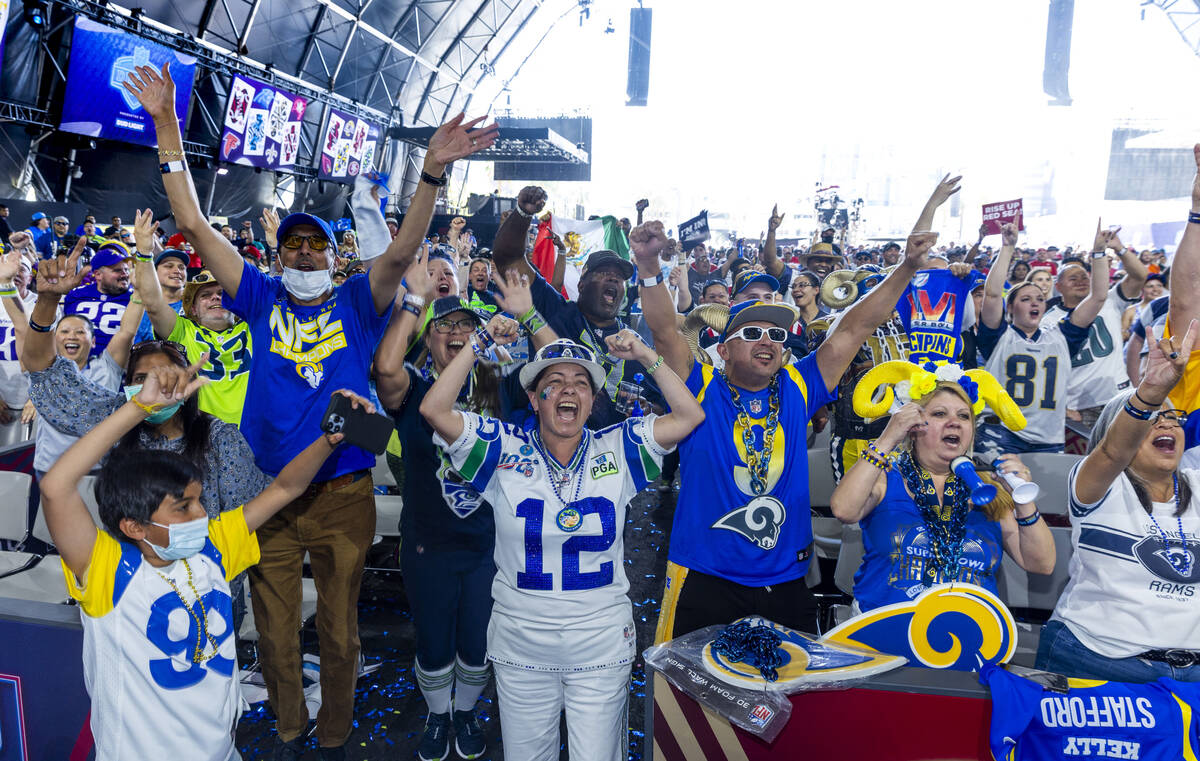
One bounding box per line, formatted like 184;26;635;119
1052;462;1200;659
977;319;1089;446
435;411;670;671
1042;285;1138;410
669;354;835;586
63;508;259;761
981;664;1200;761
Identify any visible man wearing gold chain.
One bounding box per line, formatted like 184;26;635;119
631;219;939;640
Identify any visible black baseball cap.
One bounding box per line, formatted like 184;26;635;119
582;249;634;279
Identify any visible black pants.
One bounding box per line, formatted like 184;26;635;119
668;567;819;639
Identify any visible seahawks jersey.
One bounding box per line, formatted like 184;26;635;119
978;319;1089;446
1052;461;1200;659
1042;285;1137;410
64;508;259;761
435;411;669;670
669;354;835;586
981;664;1200;761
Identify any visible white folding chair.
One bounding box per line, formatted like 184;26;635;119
374;494;404;539
833;523;864;597
0;482;72;603
1023;453;1083;516
808;448;837;510
371;454;396;489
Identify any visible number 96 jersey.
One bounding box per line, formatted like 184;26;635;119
435;412;671;671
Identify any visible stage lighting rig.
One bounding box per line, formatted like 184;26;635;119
23;1;49;31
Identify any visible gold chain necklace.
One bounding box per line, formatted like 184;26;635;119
156;558;220;664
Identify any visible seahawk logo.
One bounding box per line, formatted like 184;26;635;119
712;496;786;550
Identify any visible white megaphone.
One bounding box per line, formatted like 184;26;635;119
984;451;1040;505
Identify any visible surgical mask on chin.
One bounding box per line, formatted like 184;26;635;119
145;515;209;561
281;266;333;300
124;385;183;424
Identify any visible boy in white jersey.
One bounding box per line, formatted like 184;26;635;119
422;332;704;761
977;219;1107;453
1041;238;1145;425
38;357;372;761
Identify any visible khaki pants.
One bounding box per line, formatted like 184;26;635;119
248;473;376;747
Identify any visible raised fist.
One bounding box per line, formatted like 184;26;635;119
517;186;547;216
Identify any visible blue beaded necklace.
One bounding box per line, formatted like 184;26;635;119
530;428;589;508
1146;473;1193;577
896;451;971;586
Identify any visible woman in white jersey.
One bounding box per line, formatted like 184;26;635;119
976;220;1107;453
421;331;704;761
1036;320;1200;682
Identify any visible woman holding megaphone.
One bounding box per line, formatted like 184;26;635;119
831;368;1056;614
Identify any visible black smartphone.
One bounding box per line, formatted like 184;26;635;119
320;394;393;455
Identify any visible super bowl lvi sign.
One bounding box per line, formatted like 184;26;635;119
822;583;1018;671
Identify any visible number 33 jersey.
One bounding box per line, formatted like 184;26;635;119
62;507;259;761
436;412;671;670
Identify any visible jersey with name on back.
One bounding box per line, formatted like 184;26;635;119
669;353;835;586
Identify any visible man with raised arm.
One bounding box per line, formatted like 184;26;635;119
633;216;938;641
123;62;497;759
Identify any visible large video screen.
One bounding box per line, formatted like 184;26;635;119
220;73;308;170
59;16;197;148
317;106;383;183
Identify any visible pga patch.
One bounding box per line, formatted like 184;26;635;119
749;704;774;727
590;452;620;480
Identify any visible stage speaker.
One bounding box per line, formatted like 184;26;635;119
1043;0;1074;106
626;7;652;107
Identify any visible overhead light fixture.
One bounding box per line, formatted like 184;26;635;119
23;1;48;30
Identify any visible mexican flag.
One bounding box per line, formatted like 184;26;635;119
548;214;630;299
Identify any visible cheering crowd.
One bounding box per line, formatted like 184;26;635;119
2;58;1200;761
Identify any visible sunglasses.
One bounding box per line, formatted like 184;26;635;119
726;326;788;344
537;341;597;363
281;234;331;251
432;317;477;334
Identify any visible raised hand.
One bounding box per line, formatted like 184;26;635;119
604;328;655;364
1141;322;1198;403
1000;214;1020;247
121;62;177;122
978;222;990;241
928;173;963;208
0;247;24;284
135;354;210;410
133;208;158;254
876;402;927;451
492;268;533;318
517;186;547;217
426;113;499;167
7;231;35;259
36;236;90;296
629;220;668;265
904;231;939;268
635;199;650;213
260;207;280;250
484;314;520;347
403;242;435;303
1093;218;1121;252
768;204;785;231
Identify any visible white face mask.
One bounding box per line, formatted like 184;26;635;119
281;266;333;300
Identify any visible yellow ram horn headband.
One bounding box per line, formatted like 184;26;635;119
851;359;1026;431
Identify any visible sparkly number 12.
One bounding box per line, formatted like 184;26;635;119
515;497;616;591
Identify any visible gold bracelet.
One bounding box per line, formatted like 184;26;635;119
130;398;163;416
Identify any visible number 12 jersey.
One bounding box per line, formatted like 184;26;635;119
436;411;671;671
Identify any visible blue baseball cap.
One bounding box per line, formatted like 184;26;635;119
154;249;189;267
720;299;797;343
731;269;779;298
89;240;133;270
276;212;335;247
30;212;46;222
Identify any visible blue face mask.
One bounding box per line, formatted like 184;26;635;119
124;384;183;424
146;515;208;561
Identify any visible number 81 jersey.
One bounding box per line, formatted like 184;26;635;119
436;412;671;666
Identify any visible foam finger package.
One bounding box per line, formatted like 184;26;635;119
643;617;906;741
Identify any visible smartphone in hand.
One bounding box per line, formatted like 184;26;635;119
321;394;394;454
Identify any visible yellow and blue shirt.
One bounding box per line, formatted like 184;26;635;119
668;355;835;586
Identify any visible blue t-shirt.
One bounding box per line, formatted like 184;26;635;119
134;299;184;343
980;664;1200;761
668;355;835;586
224;264;390;479
62;284;132;358
854;468;1003;611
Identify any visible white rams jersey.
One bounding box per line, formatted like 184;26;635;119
981;321;1079;446
436;412;670;671
64;508;259;761
1042;284;1137;410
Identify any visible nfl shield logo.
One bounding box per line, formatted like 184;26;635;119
749;704;774;727
749;399;763;415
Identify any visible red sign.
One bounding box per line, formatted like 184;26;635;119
981;199;1024;235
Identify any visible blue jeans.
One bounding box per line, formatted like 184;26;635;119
977;423;1064;455
1035;619;1200;682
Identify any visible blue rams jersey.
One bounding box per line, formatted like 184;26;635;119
63;283;132;358
981;664;1200;761
854;468;1003;611
668;355;835;586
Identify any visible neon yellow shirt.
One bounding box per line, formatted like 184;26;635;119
167;316;253;425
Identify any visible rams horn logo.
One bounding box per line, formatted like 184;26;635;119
712;496;786;550
1135;535;1200;584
